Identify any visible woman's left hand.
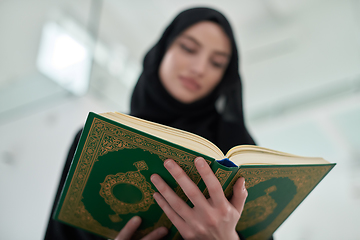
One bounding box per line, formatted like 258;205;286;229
150;157;248;240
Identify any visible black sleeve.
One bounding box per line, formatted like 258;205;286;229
44;129;106;240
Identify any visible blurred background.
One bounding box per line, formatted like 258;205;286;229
0;0;359;239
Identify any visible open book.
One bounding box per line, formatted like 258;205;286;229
54;112;335;240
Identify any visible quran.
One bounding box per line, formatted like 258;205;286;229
54;111;335;240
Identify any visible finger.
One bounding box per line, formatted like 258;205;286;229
115;216;141;240
150;174;193;219
194;157;226;206
230;177;248;213
141;226;168;240
163;159;209;207
152;192;190;233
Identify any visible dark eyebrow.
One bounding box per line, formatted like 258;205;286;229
214;51;231;58
182;35;201;46
181;35;231;58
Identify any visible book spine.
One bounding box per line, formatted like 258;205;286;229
198;160;239;199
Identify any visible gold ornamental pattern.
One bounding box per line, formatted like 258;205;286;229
99;161;155;222
233;165;333;240
203;168;233;198
236;186;278;231
58;117;204;239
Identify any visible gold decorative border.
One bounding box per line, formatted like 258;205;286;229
203;168;233;198
224;170;243;199
58;117;204;239
233;165;332;240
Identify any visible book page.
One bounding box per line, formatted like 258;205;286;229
227;146;329;165
100;112;225;160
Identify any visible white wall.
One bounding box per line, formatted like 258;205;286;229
1;0;360;239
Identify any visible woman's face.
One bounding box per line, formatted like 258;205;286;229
159;21;231;104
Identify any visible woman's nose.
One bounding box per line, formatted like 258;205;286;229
190;55;207;76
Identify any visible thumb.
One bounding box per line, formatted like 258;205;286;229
229;177;248;213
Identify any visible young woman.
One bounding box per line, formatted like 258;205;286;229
45;7;269;240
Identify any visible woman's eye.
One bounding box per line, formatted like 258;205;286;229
211;61;226;69
180;44;196;53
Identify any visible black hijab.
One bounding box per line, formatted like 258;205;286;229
130;7;255;153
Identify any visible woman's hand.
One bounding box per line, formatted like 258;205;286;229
115;216;168;240
150;157;248;240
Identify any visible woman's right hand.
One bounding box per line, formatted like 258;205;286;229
115;216;168;240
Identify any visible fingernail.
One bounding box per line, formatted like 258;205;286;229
195;157;205;168
151;174;159;184
158;227;168;236
164;159;175;169
131;216;141;224
153;192;159;200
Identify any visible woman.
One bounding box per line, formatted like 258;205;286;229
45;7;264;240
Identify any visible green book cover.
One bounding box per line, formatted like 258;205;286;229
53;112;335;240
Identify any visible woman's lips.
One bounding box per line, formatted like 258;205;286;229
179;76;200;91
